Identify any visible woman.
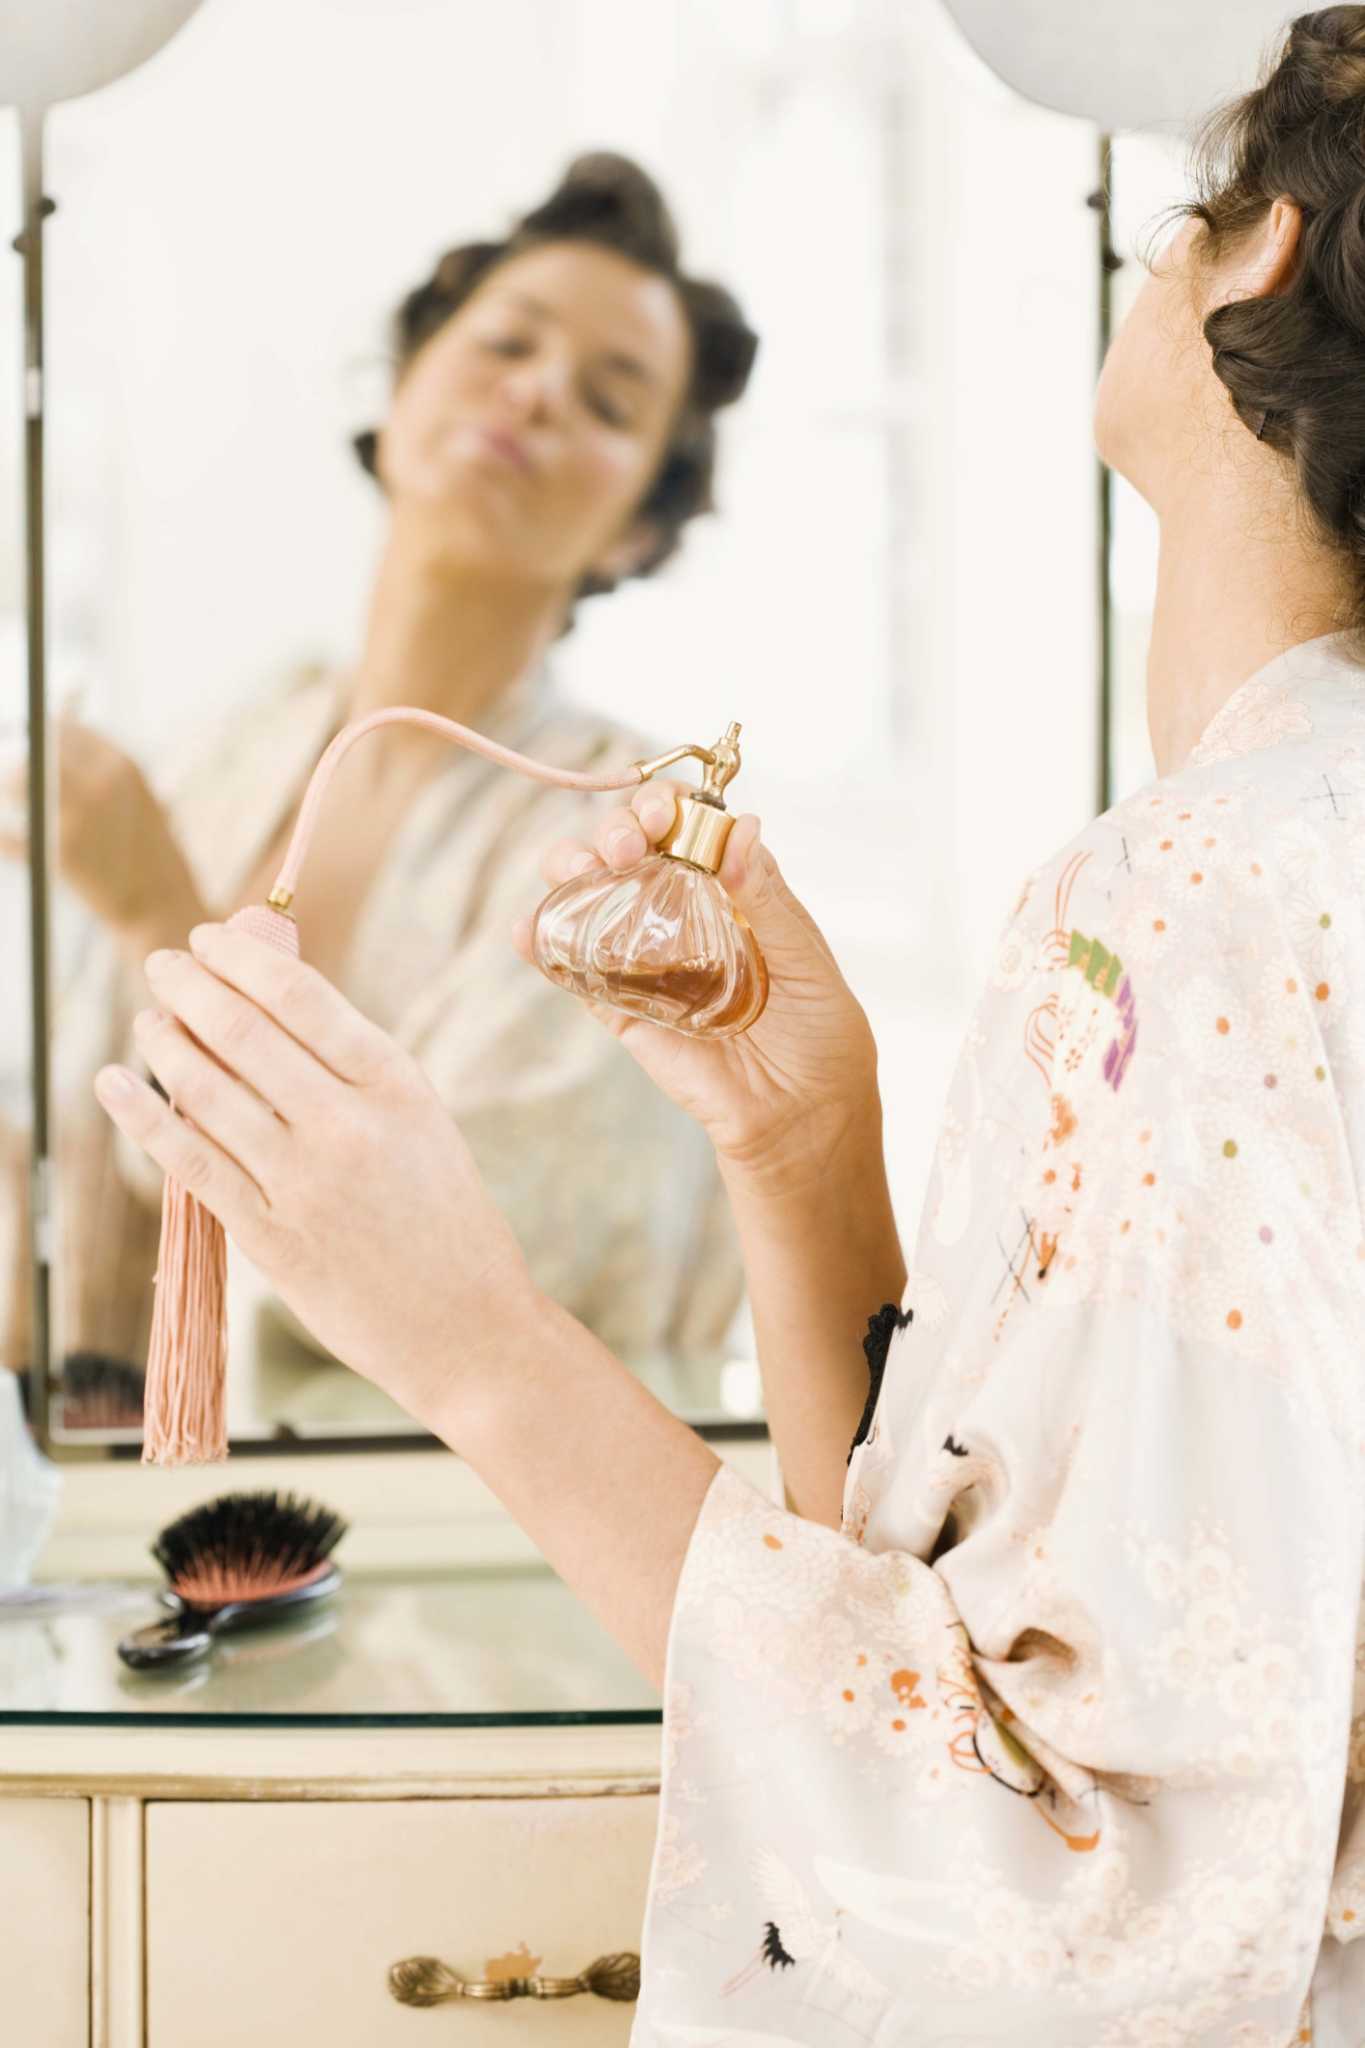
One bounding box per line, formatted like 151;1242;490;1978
96;11;1365;2042
1;152;758;1416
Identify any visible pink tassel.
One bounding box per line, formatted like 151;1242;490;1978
141;904;300;1467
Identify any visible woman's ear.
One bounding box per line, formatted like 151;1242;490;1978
1223;195;1303;305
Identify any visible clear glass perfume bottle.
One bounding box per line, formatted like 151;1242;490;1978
530;722;769;1039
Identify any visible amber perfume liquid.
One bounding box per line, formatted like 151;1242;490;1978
530;855;769;1039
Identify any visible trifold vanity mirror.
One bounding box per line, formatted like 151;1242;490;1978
1;0;1293;1468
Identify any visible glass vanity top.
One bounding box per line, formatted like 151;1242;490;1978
0;1566;660;1726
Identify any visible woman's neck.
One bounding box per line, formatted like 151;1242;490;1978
1145;451;1353;779
342;517;567;785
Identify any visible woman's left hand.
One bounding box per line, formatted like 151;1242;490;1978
92;921;536;1427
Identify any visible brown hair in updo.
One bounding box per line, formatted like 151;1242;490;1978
354;151;758;614
1166;8;1365;645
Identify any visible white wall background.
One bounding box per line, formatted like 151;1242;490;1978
2;0;1105;1287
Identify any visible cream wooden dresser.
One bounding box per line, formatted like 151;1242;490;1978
0;1439;774;2047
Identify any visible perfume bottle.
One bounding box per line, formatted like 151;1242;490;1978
530;722;769;1039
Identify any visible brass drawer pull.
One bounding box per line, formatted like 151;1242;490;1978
389;1952;640;2004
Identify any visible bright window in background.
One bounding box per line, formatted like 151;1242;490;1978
10;0;1103;1261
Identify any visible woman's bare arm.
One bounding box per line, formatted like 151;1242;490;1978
718;1088;906;1527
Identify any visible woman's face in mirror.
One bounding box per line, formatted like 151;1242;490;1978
376;239;694;591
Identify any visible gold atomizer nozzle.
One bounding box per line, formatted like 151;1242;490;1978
632;722;743;875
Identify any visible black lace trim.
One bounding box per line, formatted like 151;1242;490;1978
847;1301;914;1466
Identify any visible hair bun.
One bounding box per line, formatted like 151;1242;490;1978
1291;7;1365;105
516;151;680;271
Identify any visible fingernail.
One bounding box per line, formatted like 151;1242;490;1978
95;1066;135;1099
569;849;600;874
606;827;642;859
639;797;671;832
144;948;183;974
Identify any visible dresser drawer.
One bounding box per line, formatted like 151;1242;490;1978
146;1794;658;2045
0;1799;88;2048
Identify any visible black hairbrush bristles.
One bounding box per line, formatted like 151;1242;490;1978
152;1489;348;1607
118;1489;349;1672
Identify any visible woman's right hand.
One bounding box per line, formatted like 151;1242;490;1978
511;785;882;1193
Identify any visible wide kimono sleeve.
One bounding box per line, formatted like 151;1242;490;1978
633;850;1365;2047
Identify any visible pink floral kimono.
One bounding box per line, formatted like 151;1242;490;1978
635;631;1365;2047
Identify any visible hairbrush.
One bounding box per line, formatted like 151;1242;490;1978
116;1488;347;1671
14;1352;146;1432
58;1350;146;1430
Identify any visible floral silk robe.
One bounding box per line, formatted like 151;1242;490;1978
634;631;1365;2048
